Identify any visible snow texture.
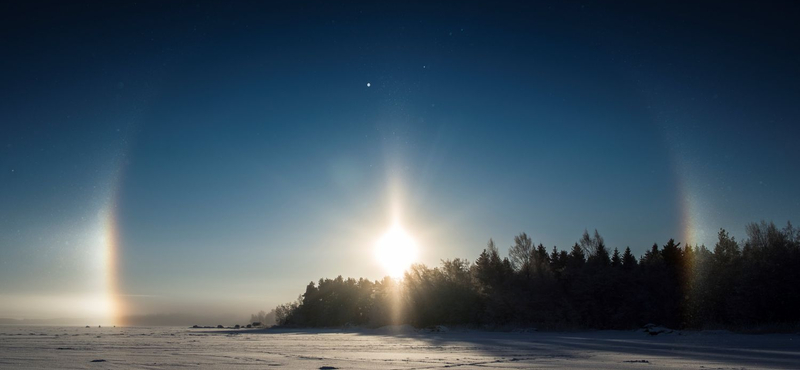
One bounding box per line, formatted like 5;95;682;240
0;326;798;369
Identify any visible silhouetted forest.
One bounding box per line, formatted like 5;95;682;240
270;221;800;330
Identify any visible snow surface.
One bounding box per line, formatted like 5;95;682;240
0;326;798;369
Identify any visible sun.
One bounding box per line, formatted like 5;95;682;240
375;224;419;278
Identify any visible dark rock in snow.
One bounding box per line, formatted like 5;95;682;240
642;323;675;335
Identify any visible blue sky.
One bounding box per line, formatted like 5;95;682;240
1;1;799;321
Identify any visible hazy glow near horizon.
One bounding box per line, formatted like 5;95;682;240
375;224;419;278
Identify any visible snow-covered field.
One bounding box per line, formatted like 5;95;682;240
0;326;798;369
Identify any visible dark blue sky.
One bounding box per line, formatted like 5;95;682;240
1;1;799;320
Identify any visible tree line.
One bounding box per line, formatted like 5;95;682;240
264;221;800;330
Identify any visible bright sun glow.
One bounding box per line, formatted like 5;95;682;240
375;224;418;278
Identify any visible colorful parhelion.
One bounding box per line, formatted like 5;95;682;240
95;134;131;327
